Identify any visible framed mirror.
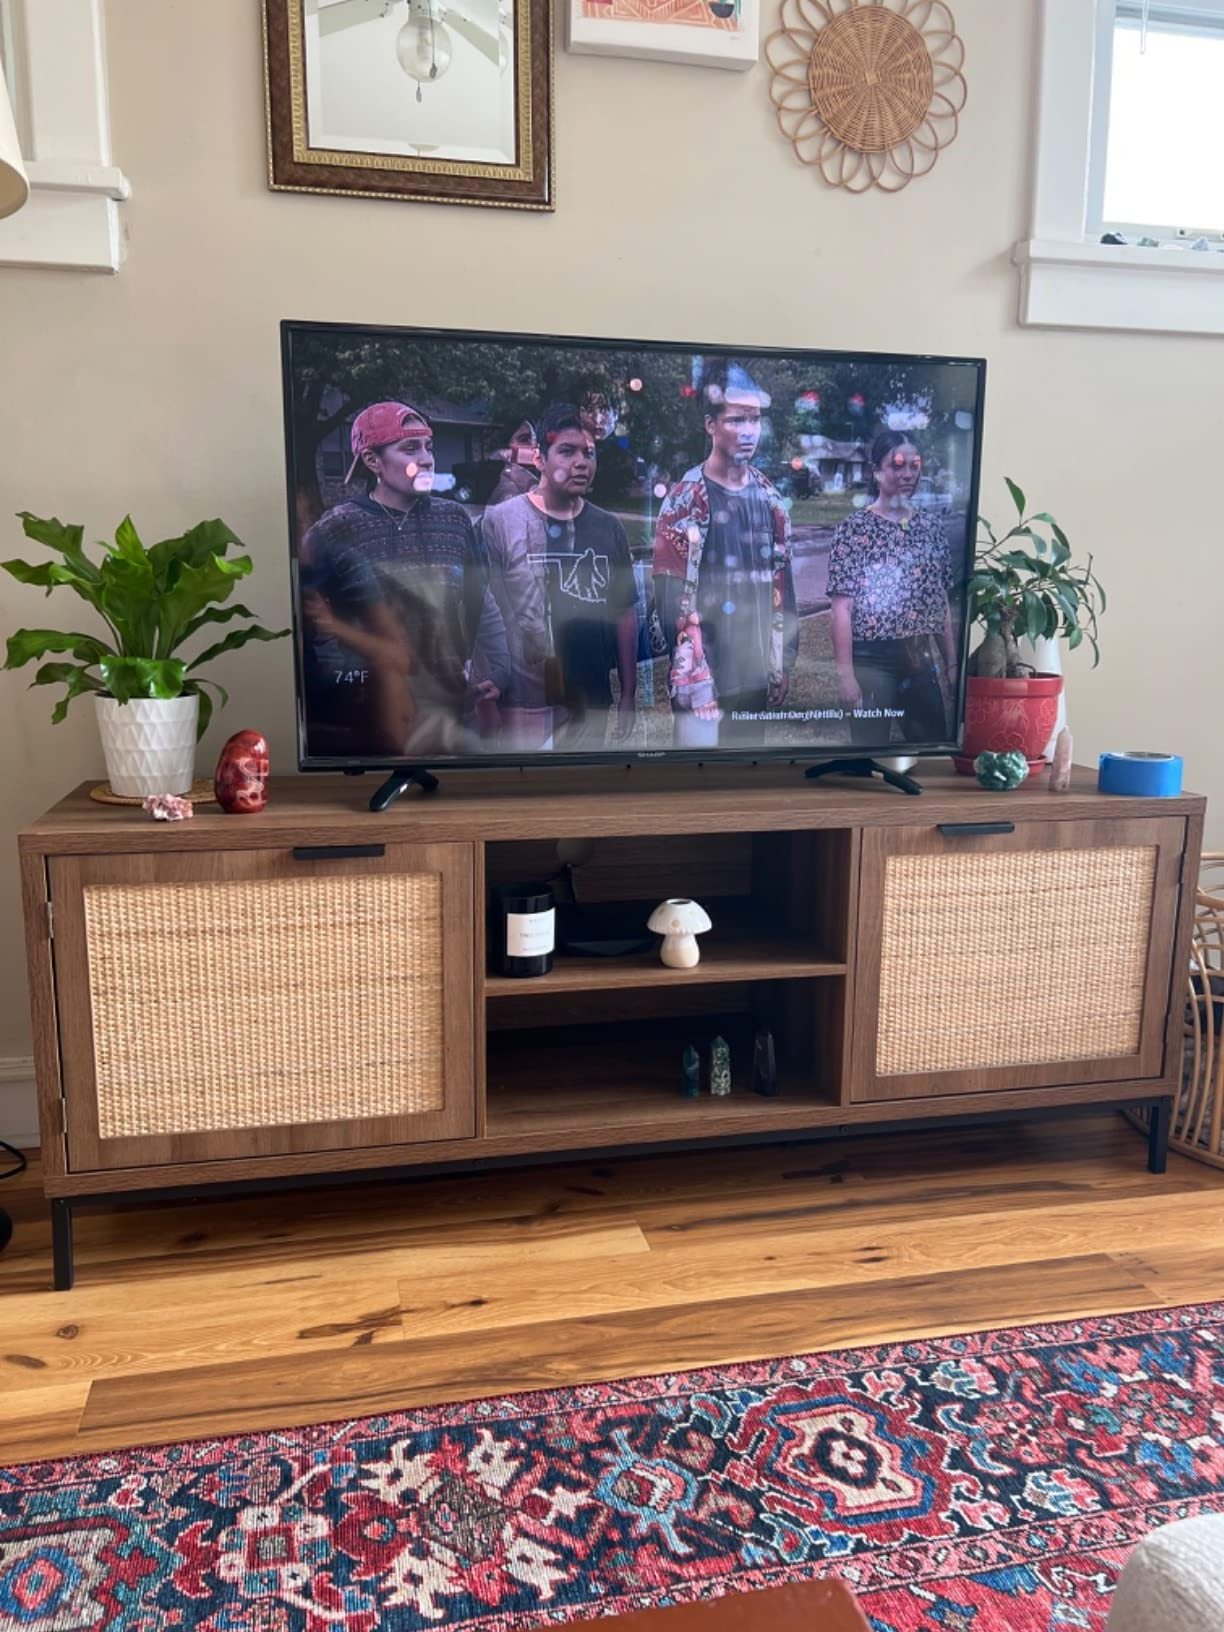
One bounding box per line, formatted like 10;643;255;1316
263;0;554;211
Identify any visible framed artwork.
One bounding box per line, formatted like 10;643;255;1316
263;0;554;211
566;0;759;69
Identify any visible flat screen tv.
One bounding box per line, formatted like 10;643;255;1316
281;321;986;787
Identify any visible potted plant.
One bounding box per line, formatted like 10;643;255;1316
958;479;1106;772
3;512;287;797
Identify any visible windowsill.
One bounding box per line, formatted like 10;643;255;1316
1015;237;1224;336
0;163;130;273
24;159;131;199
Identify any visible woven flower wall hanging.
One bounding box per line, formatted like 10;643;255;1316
766;0;966;193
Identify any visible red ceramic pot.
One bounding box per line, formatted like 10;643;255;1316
955;673;1063;775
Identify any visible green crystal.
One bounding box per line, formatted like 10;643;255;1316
973;749;1030;791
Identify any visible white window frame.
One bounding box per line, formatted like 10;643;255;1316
1090;1;1224;241
0;0;130;273
1016;0;1224;336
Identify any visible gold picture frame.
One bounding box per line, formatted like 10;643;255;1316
263;0;554;211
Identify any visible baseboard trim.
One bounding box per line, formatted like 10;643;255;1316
0;1058;38;1149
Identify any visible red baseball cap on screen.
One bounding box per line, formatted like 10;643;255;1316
345;401;430;482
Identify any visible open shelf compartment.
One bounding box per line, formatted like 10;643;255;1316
485;979;844;1140
483;827;855;994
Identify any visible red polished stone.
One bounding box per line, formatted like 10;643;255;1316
214;729;270;814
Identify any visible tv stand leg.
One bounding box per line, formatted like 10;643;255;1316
52;1199;74;1291
805;758;923;796
1147;1095;1172;1174
369;767;440;812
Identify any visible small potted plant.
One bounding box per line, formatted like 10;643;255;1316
3;512;287;797
959;479;1106;772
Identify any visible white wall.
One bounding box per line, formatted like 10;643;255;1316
0;0;1220;1137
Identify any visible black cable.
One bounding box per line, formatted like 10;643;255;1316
0;1137;27;1182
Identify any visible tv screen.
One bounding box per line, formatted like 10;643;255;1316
281;322;986;771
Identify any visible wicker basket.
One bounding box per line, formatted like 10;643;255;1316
1130;853;1224;1165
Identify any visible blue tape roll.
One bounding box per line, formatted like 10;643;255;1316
1098;751;1183;797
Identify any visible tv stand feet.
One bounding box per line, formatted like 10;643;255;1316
805;758;923;796
369;767;440;812
1147;1095;1172;1174
51;1199;74;1290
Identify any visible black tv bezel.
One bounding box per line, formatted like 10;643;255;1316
280;319;987;776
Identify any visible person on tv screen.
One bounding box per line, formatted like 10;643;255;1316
652;370;798;747
486;417;540;508
299;400;491;758
826;428;958;747
579;387;620;443
481;402;638;752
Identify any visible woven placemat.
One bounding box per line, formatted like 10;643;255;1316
808;6;934;154
90;779;219;807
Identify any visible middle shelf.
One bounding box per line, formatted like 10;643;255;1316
484;933;846;997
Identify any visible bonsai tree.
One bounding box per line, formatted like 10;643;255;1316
969;480;1106;679
2;512;287;737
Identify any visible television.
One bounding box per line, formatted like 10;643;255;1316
281;320;986;798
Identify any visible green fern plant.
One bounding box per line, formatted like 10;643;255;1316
969;480;1106;680
3;512;287;739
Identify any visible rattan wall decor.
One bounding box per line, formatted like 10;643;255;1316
766;0;966;193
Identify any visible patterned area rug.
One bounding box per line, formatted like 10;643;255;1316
3;1303;1224;1632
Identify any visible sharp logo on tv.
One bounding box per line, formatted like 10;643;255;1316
281;322;986;770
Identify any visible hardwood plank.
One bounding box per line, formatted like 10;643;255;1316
394;1190;1224;1340
72;1253;1153;1452
636;1169;1211;1245
1114;1243;1224;1306
0;1383;90;1465
0;1269;408;1402
0;1213;650;1392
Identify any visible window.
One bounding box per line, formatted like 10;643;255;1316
1016;0;1224;336
1091;1;1224;239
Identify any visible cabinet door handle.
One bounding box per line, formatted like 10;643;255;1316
291;844;386;861
937;822;1016;838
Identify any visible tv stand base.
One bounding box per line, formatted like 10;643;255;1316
805;757;923;796
369;766;440;812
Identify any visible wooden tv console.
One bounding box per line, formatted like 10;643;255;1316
18;762;1204;1289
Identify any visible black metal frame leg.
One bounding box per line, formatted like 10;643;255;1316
1147;1096;1173;1175
51;1198;74;1290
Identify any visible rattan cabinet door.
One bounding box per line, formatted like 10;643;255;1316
49;843;476;1171
851;817;1185;1102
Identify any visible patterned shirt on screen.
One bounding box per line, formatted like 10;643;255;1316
826;508;954;641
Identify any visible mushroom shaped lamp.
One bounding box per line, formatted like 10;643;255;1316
648;898;713;969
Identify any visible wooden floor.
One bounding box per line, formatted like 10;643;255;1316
2;1111;1224;1467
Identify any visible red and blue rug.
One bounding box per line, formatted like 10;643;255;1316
3;1301;1224;1632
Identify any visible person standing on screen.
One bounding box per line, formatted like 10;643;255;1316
652;374;798;747
826;429;958;748
482;403;638;751
299;400;490;759
486;417;540;508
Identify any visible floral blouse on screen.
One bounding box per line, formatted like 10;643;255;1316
826;507;954;642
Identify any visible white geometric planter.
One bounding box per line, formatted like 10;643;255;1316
95;694;198;797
